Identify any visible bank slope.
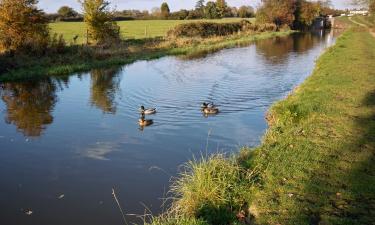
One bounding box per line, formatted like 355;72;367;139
247;27;375;224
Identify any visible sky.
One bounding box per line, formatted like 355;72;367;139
38;0;352;13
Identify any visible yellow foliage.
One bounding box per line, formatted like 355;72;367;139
0;0;49;53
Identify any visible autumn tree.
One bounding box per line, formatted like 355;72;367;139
216;0;228;18
205;1;219;19
238;5;255;18
80;0;120;45
0;0;49;53
58;6;78;18
160;2;170;19
256;0;297;27
294;0;319;28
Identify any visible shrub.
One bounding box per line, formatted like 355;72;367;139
0;0;50;54
167;20;277;39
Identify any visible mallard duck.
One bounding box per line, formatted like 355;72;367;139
138;117;153;126
201;102;215;109
203;107;219;114
201;102;219;114
140;106;156;115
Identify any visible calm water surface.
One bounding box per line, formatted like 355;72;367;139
0;31;337;225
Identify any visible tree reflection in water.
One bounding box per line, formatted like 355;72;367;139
0;79;58;137
89;68;122;114
255;31;325;64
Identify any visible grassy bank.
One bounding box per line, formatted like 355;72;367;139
149;27;375;224
0;30;292;82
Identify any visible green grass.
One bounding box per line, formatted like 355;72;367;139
50;18;255;44
351;15;375;28
149;27;375;224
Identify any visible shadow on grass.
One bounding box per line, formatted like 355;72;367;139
288;89;375;225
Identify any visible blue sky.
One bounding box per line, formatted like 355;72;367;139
38;0;351;13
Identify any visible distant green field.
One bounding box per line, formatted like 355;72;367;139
50;18;254;44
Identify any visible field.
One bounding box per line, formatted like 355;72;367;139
50;18;254;44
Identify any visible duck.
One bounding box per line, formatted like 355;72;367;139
139;105;157;115
201;102;215;109
201;102;219;114
138;117;153;126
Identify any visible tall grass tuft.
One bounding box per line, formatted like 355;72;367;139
168;153;252;224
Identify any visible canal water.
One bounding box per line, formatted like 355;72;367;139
0;30;337;225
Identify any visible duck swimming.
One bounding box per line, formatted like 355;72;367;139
140;105;157;115
138;113;153;126
201;102;219;114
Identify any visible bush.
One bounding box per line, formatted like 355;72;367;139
167;20;249;38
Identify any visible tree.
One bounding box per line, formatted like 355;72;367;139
57;6;78;18
294;0;319;28
352;0;375;12
318;0;332;8
161;2;170;19
0;0;49;53
151;7;161;17
216;0;227;18
256;0;297;27
238;5;254;18
195;0;205;11
79;0;120;45
205;1;219;19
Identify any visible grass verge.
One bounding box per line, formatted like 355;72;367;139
149;27;375;224
0;30;293;82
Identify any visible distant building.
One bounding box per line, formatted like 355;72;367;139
349;10;369;16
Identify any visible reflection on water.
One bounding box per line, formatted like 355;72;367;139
256;30;333;64
0;80;57;137
90;68;122;114
0;31;338;225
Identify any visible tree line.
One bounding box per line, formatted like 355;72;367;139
257;0;346;29
47;0;255;22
